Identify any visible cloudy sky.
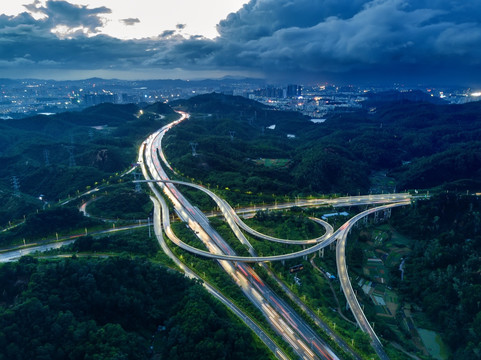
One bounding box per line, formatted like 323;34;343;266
1;0;481;85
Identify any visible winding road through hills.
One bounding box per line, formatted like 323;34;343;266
141;113;340;360
139;111;412;359
0;109;418;359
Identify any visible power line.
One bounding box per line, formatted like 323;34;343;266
133;171;142;193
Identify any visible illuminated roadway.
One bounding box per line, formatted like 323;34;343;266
149;193;290;359
142;178;410;263
140;111;413;359
143;181;409;359
141;114;339;360
335;201;410;360
137;130;291;359
233;193;413;216
141;179;335;245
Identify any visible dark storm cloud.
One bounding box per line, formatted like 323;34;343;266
145;38;220;67
0;8;157;72
1;0;481;84
217;0;368;42
121;18;140;26
24;0;110;33
212;0;481;83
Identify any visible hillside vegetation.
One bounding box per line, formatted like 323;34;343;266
389;194;481;358
164;93;481;196
0;102;179;226
0;256;271;360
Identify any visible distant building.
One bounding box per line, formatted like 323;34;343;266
119;93;138;104
83;92;117;106
286;84;302;97
253;86;284;98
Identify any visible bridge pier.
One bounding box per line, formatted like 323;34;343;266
384;208;391;219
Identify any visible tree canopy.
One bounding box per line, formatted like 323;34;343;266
0;256;271;360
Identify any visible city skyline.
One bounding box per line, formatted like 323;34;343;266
1;0;481;86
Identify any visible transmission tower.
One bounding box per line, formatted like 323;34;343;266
229;131;236;141
63;145;76;167
44;149;50;166
133;171;142;193
249;111;257;126
12;176;20;197
189;142;198;157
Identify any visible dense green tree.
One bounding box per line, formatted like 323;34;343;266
389;194;481;357
0;257;271;360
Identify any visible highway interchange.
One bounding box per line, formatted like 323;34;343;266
139;111;412;359
141;117;339;360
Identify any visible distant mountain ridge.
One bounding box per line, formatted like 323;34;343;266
171;92;269;114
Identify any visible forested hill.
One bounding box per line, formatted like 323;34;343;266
163;93;481;197
143;101;177;115
364;89;447;105
0;101;179;226
389;193;481;358
2;93;481;225
171;92;269;114
0;256;271;360
371;100;481;189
